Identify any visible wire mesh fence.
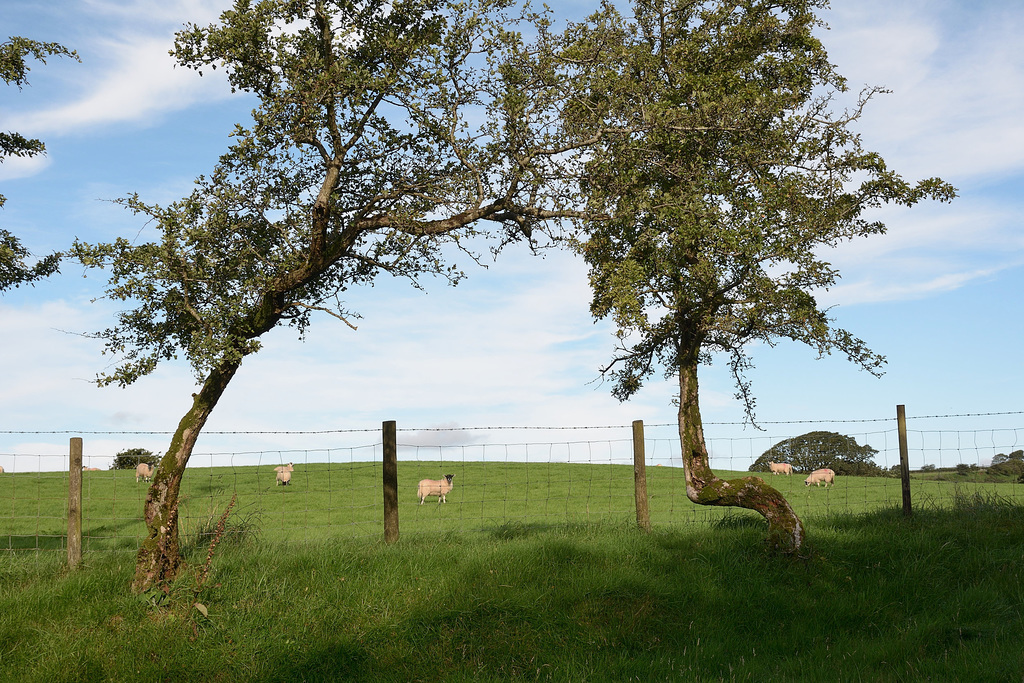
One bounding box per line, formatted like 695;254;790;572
2;416;1023;557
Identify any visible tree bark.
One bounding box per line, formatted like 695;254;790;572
678;360;804;553
131;359;241;593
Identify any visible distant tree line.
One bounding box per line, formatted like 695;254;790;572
919;450;1024;483
749;431;887;477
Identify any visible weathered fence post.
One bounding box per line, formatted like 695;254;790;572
382;420;399;544
68;437;83;569
632;420;651;532
897;405;912;517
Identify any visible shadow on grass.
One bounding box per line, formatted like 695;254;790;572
272;503;1024;681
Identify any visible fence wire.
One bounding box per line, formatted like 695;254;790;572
2;421;1022;556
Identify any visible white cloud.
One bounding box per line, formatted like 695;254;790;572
813;196;1024;306
822;266;1003;306
82;0;226;27
4;35;233;139
0;0;240;145
824;1;1024;182
0;154;51;182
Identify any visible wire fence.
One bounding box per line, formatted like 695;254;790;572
2;415;1023;557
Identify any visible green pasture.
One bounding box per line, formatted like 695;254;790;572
2;501;1024;682
2;461;1022;553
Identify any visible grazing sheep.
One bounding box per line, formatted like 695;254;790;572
135;463;155;482
276;470;292;486
83;467;101;471
804;468;836;487
768;462;793;476
418;474;454;505
273;463;294;474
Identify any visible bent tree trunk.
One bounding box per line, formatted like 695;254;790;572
132;359;241;593
678;361;804;553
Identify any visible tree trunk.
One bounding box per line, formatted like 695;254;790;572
678;360;804;553
131;359;241;593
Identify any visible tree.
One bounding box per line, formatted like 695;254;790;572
1;37;77;291
988;450;1024;478
563;0;955;552
71;0;585;592
749;431;881;476
110;448;159;471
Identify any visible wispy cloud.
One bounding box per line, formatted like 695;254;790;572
5;35;232;137
0;154;51;182
1;0;239;141
825;0;1024;181
814;0;1024;305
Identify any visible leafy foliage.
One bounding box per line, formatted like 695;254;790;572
562;0;956;409
110;448;159;471
71;0;581;387
0;37;78;292
749;431;882;475
554;0;952;551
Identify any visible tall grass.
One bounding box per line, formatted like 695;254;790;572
1;501;1022;682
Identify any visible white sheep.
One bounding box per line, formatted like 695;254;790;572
276;469;292;486
0;465;5;473
768;462;793;475
418;474;454;504
273;463;294;473
804;468;835;487
135;463;155;482
83;467;101;471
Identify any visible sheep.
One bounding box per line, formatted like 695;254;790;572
0;465;4;473
276;469;292;486
768;462;793;476
418;474;454;505
83;467;101;471
273;463;294;474
804;468;836;487
135;463;155;482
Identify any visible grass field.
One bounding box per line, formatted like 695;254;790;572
3;460;1024;553
1;498;1023;681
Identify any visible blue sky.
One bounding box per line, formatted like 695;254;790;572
1;0;1022;470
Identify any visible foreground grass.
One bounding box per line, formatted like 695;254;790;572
2;501;1023;682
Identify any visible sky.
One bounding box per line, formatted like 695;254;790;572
1;0;1022;471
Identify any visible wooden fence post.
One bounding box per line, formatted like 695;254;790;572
68;437;83;569
632;420;651;532
382;420;399;544
897;405;912;517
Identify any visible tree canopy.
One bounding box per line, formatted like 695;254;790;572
110;448;159;471
70;0;588;591
561;0;956;551
0;37;77;292
749;431;882;476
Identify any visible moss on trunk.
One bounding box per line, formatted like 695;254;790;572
678;360;804;553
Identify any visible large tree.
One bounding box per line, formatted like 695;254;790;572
750;431;881;476
563;0;955;551
72;0;585;592
1;37;77;291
